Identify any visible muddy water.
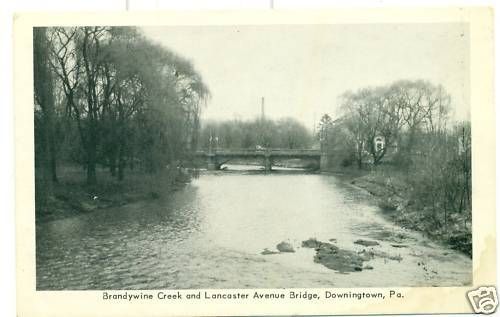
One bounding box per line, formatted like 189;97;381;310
36;166;471;289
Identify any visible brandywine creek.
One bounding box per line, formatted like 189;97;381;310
36;167;471;289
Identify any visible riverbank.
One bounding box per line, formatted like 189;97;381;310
36;165;193;223
331;167;472;257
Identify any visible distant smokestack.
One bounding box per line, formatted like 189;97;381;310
261;97;265;121
313;112;316;135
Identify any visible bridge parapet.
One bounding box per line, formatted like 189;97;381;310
195;148;325;171
196;148;320;156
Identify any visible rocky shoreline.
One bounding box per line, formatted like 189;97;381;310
349;173;472;258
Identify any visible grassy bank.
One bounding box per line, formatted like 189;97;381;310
330;167;472;257
35;165;193;223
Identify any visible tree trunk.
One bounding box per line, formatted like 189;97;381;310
34;27;58;193
118;143;125;181
356;141;363;169
356;153;362;169
48;125;58;183
40;125;53;198
82;28;100;186
87;142;97;185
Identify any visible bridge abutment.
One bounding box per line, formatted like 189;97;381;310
207;154;219;170
320;153;329;171
263;155;272;172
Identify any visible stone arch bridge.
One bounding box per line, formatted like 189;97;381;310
194;149;328;171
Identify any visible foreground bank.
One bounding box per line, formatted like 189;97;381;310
35;165;193;223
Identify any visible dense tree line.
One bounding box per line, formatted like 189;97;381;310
198;117;313;150
34;26;209;194
320;80;471;224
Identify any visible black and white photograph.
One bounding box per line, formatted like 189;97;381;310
33;22;475;290
13;7;495;316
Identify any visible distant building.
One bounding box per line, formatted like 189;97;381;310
374;136;385;152
261;97;265;121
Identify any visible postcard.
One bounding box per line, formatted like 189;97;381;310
15;7;495;316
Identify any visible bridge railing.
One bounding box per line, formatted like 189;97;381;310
195;148;321;155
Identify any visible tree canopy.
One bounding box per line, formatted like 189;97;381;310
34;26;209;186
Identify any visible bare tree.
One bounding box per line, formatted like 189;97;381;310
42;26;210;186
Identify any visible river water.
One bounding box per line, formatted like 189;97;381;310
36;166;471;290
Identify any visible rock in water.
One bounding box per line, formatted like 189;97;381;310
314;247;364;272
391;244;408;248
302;238;322;249
358;249;374;261
261;248;279;255
277;241;295;253
302;238;368;273
354;239;380;247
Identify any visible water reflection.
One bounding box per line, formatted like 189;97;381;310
36;168;471;289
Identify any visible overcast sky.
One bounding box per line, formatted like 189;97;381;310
142;23;469;129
